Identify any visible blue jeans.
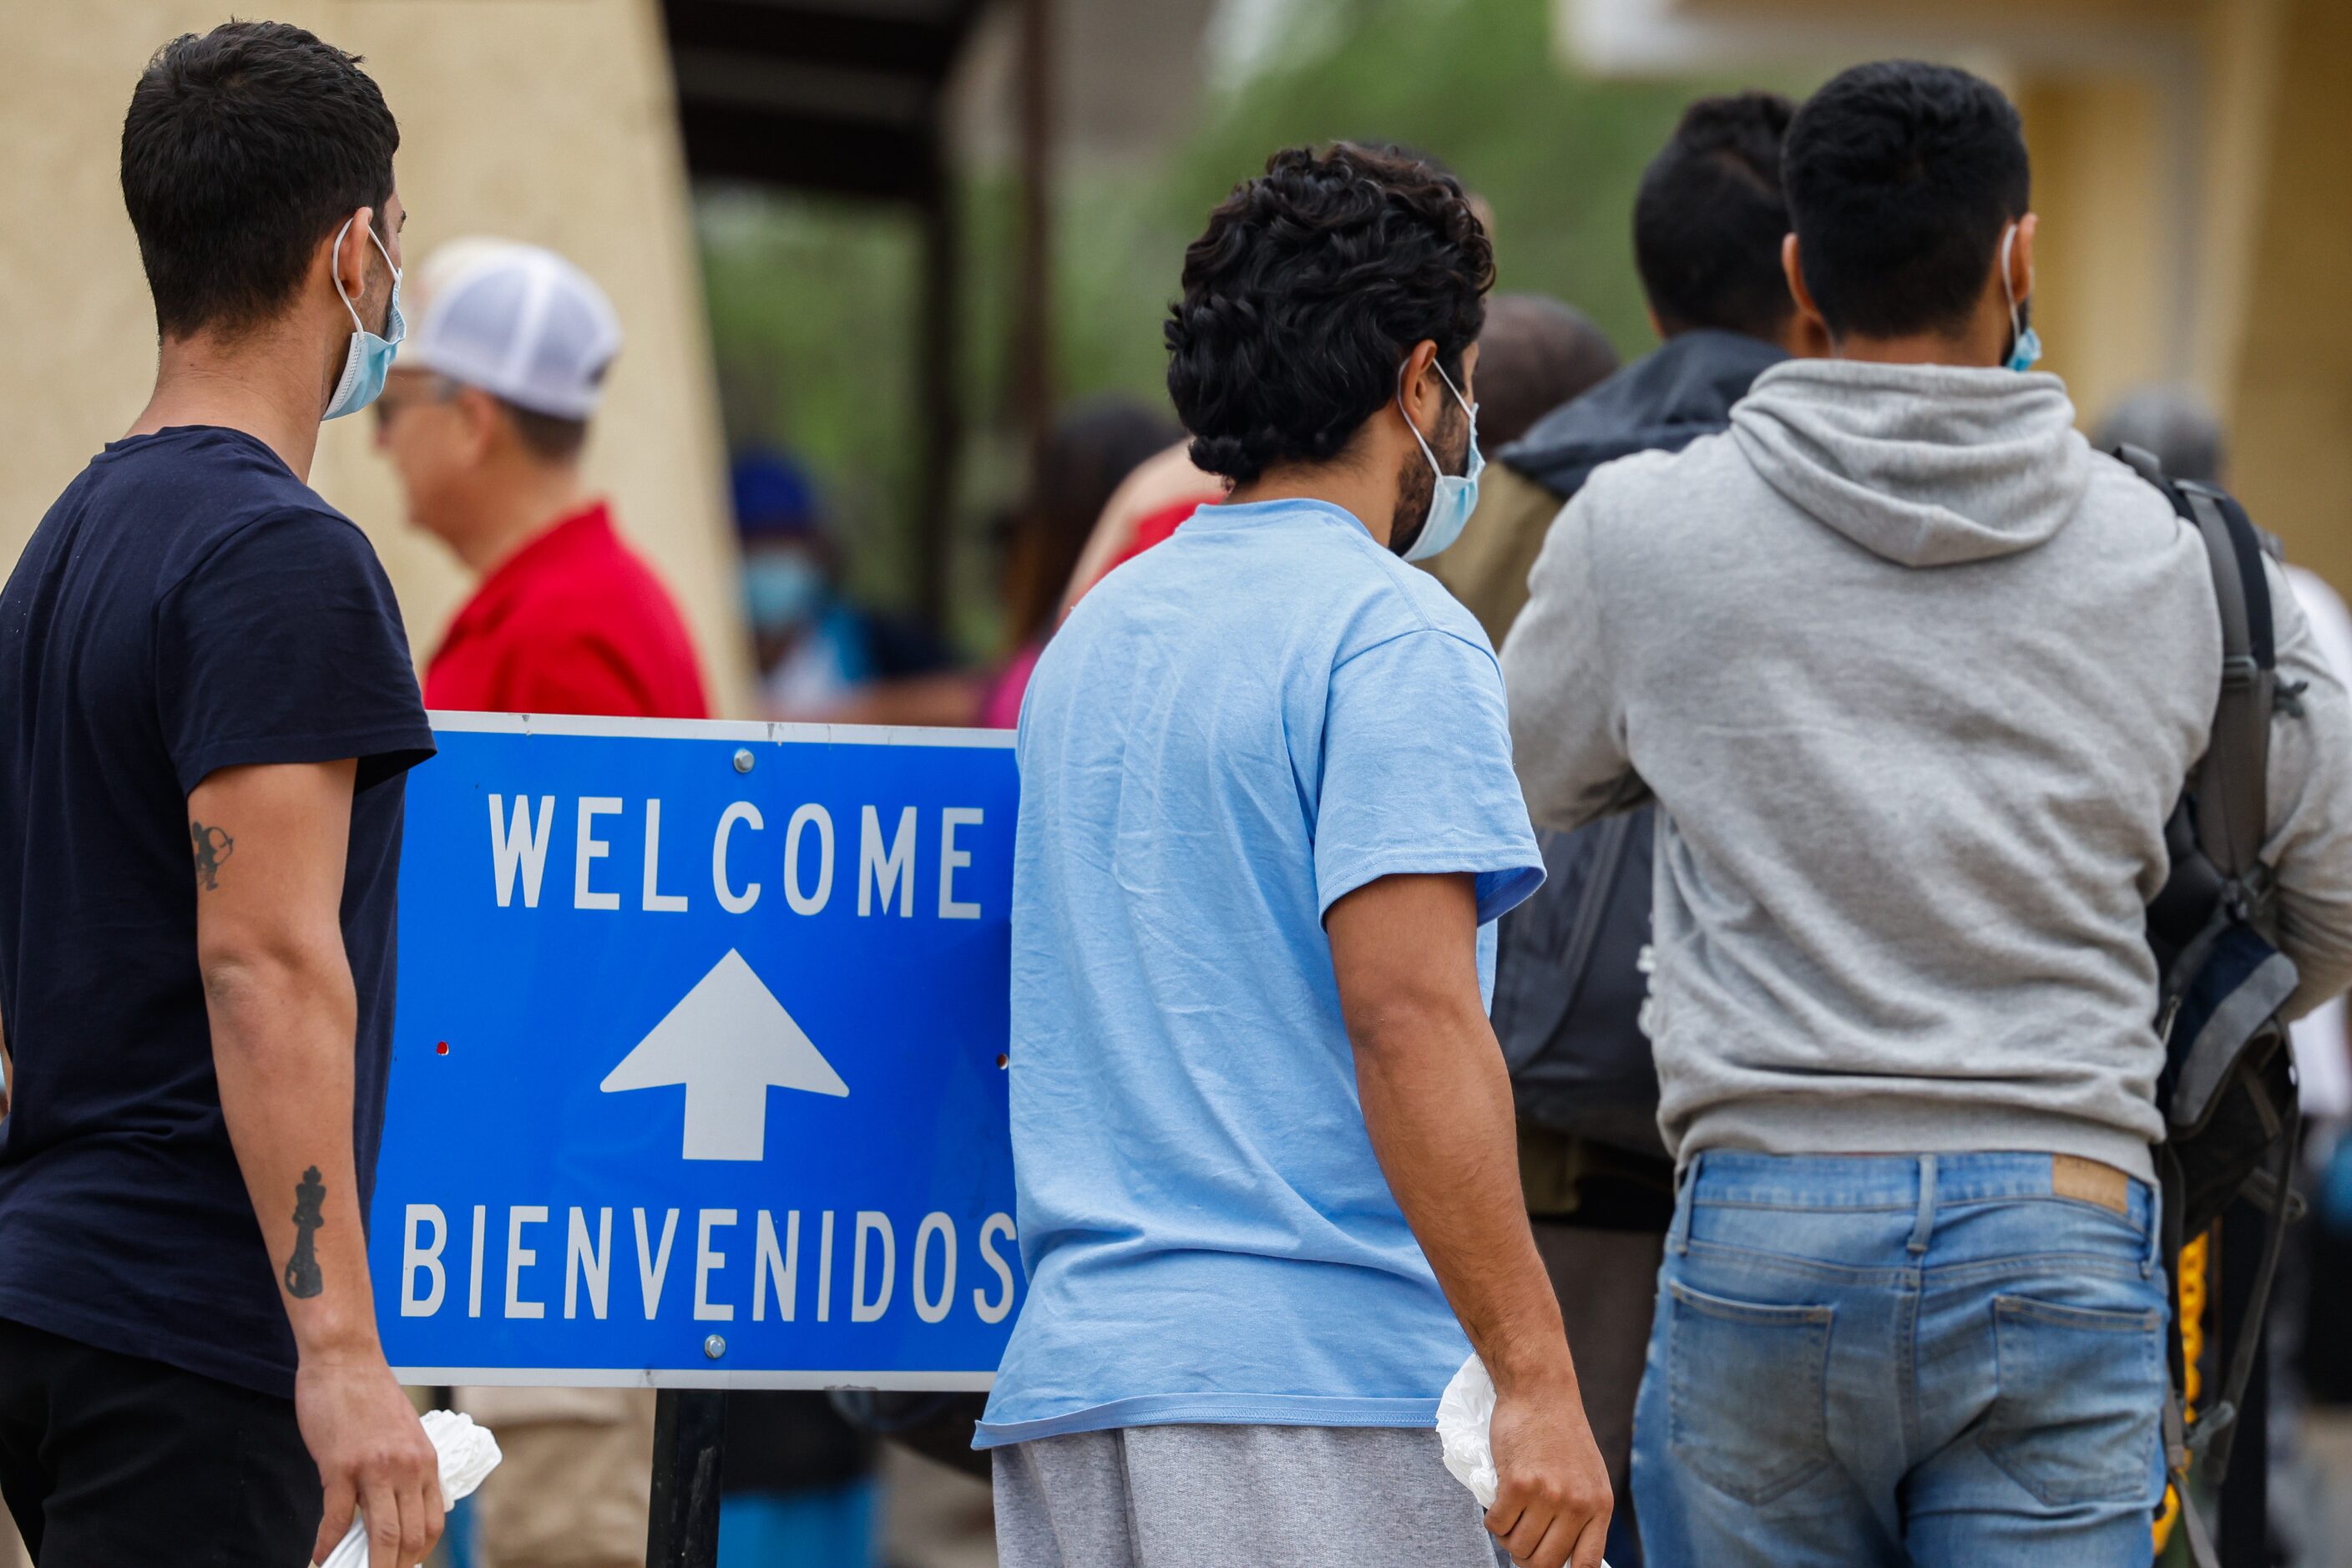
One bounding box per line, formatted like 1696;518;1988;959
1631;1151;2167;1568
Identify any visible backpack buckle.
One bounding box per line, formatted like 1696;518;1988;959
2221;654;2261;690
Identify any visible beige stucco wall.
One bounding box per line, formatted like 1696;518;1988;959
0;1;752;713
2011;74;2169;440
2212;0;2352;595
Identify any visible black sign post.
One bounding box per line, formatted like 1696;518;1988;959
646;1389;726;1568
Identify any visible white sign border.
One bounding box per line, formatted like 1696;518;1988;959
426;709;1019;749
389;711;1015;1393
394;1367;997;1392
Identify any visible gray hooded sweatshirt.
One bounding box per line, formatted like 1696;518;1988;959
1500;358;2352;1181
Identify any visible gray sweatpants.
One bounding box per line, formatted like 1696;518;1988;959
991;1424;1511;1568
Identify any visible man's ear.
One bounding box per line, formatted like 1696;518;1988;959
1780;233;1829;346
2009;212;2038;307
326;205;375;310
1396;338;1444;439
454;386;503;464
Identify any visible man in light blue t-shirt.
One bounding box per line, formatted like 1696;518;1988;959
980;142;1612;1568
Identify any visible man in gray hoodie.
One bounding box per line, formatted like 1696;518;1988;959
1501;59;2352;1568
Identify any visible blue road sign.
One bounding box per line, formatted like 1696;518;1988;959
368;714;1022;1390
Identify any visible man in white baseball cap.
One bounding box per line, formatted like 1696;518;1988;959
373;240;705;1566
375;239;708;721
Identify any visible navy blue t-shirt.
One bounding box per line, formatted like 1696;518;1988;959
0;427;433;1398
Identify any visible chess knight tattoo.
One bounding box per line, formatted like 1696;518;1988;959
190;821;234;891
286;1166;326;1299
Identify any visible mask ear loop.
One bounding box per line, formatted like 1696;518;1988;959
330;217;367;333
2000;224;2028;356
330;216;404;341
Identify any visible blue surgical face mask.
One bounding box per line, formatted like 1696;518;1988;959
1396;359;1483;562
323;217;405;420
2000;223;2041;373
743;551;827;633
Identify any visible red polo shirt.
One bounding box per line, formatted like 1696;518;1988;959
424;501;710;720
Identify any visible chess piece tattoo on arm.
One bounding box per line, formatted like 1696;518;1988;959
190;821;234;891
286;1166;326;1299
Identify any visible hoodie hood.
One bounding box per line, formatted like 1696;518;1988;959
1730;358;2090;568
1500;329;1786;500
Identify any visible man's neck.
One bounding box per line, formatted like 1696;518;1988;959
455;468;593;578
128;323;329;481
1226;458;1396;548
1830;311;2009;370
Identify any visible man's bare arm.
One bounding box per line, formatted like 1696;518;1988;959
1327;872;1611;1568
190;760;439;1568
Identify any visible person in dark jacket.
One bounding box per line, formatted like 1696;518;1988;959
1437;94;1824;646
1479;89;1822;1564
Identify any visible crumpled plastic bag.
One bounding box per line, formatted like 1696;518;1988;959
318;1409;503;1568
1436;1353;1500;1508
1437;1354;1612;1567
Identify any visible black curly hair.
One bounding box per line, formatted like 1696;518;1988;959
1166;143;1494;486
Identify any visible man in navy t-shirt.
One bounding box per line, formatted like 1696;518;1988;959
0;23;443;1568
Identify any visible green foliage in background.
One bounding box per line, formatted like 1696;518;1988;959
699;0;1753;645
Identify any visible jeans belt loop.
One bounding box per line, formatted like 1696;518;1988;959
1908;1153;1938;1257
1667;1151;1701;1256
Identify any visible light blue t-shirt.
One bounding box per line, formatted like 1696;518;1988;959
976;497;1544;1447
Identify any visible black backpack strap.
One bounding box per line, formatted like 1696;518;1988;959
2189;1100;2302;1482
2112;447;2277;890
2182;481;2277;887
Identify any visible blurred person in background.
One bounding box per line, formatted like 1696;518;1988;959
1478;89;1813;1566
984;142;1611;1568
734;449;955;716
1055;440;1225;612
0;23;443;1566
756;402;1167;730
377;240;708;722
977;397;1180;727
374;238;706;1568
1419;293;1617;635
716;1393;883;1568
1461;91;1820;645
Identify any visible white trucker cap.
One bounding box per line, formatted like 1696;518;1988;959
405;240;623;421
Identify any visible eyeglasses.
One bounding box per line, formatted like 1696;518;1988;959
372;375;460;433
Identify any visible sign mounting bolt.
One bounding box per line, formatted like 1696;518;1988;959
704;1334;727;1360
732;749;755;774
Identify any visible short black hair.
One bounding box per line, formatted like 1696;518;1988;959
121;21;399;339
1783;61;2030;340
1633;92;1798;341
1166;143;1493;485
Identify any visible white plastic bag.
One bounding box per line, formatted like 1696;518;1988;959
1436;1353;1500;1508
318;1409;503;1568
1436;1354;1611;1567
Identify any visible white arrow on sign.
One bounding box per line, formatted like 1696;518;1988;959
599;948;850;1161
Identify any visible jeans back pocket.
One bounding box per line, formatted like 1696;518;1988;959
1981;1294;2164;1506
1664;1279;1834;1505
